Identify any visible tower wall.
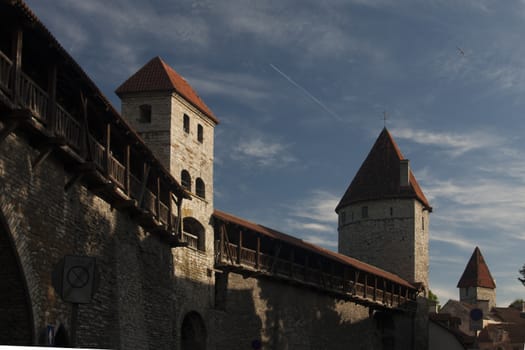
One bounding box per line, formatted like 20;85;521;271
338;198;429;288
460;287;496;310
119;90;217;329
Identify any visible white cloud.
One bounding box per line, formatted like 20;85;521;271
232;137;296;167
289;190;339;224
302;235;338;249
430;230;478;250
392;127;502;156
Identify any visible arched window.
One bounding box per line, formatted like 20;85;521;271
197;124;203;143
138;104;152;123
182;217;205;251
181;170;191;191
183;114;190;133
181;311;207;350
196;178;205;198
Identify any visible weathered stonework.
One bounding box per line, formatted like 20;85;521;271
338;198;429;289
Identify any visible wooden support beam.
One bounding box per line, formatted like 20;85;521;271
11;27;22;105
137;163;150;208
363;274;368;299
105;123;110;175
79;92;92;161
219;223;226;263
0;121;20;145
47;63;57;131
31;146;53;170
256;236;260;270
270;243;282;273
125;144;130;196
112;198;136;210
374;276;378;301
156;176;161;220
237;230;243;265
353;271;359;295
382;280;387;304
167;190;173;231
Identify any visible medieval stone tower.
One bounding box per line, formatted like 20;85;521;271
336;128;432;290
116;57;219;319
457;247;496;310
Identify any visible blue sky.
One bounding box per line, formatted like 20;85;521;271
25;0;525;306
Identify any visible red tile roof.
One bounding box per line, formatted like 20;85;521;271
457;247;496;289
336;128;431;212
115;56;218;124
213;209;416;289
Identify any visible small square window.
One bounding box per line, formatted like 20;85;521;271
138;104;152;123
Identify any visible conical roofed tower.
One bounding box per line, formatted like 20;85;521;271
457;247;496;309
336;128;431;289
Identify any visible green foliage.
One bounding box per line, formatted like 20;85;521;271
428;290;439;304
509;299;524;309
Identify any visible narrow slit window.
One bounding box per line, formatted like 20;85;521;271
183;114;190;133
197;124;203;143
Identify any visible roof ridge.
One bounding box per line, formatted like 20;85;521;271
115;56;218;124
336;128;431;211
457;247;496;289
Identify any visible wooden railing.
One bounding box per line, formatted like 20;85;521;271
0;51;11;93
216;239;414;308
55;104;82;151
182;232;199;250
18;72;48;122
0;48;181;233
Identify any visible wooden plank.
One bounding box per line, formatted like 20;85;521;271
237;230;243;265
31;146;53;170
105;123;110;175
125;144;130;195
11;27;22;105
270;243;282;273
256;236;260;270
167;190;173;231
47;63;57;131
156;176;161;219
374;276;377;301
363;274;368;299
79;92;91;161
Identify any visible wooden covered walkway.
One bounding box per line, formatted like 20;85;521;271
214;210;419;311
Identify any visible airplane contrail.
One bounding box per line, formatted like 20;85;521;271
269;63;342;122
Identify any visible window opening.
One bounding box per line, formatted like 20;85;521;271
197;124;203;143
183;114;190;133
181;170;191;191
138;104;152;123
196;178;205;199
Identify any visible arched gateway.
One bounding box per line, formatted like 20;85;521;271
0;211;33;344
181;311;207;350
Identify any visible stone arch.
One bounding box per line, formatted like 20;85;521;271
0;209;34;345
182;217;205;251
181;311;207;350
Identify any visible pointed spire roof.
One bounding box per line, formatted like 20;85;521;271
115;56;218;124
457;247;496;289
336;128;431;211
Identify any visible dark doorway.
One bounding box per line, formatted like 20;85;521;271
0;212;33;344
181;311;206;350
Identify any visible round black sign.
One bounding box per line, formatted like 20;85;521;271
470;308;483;321
67;265;90;288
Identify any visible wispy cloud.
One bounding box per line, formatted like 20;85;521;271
392;127;502;156
430;230;479;250
232;137;296;167
302;235;338;249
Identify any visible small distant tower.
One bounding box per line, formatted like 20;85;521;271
457;247;496;310
116;56;219;254
336;128;432;289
